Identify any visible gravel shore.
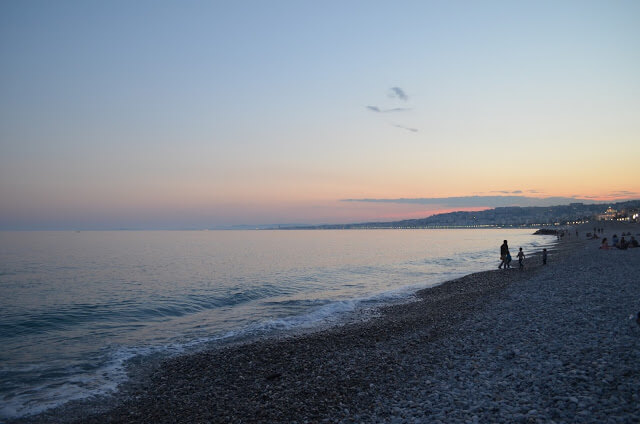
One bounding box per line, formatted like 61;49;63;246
13;232;640;423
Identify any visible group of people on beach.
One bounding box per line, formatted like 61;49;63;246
499;240;537;270
599;233;639;250
499;227;639;269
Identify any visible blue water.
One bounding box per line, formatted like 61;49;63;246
0;229;555;418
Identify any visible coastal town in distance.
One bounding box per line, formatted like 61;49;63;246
287;200;640;230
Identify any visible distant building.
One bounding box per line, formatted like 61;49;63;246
597;206;617;221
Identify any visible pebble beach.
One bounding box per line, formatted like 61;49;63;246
12;224;640;424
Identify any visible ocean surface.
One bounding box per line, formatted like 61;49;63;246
0;229;556;419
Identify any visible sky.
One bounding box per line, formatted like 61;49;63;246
1;0;639;229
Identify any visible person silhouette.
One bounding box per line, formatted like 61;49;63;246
517;247;525;269
499;240;510;269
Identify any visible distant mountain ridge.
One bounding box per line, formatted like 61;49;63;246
288;200;640;229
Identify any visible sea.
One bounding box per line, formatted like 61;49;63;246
0;229;556;419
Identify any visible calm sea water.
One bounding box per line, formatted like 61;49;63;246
0;229;555;418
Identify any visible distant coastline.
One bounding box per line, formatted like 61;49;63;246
283;200;640;230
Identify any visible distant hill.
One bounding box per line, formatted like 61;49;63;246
287;200;640;229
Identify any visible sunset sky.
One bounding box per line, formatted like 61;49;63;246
1;1;639;229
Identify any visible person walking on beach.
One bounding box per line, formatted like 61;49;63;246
542;248;547;265
517;247;525;269
499;240;510;269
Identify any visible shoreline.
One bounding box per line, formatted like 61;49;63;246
12;225;640;423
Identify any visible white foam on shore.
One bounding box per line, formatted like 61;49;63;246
0;360;124;419
0;275;461;420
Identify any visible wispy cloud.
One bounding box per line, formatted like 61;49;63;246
608;190;639;196
366;106;411;113
394;124;418;133
367;86;418;133
579;191;639;200
491;190;523;194
389;86;408;101
341;195;611;208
